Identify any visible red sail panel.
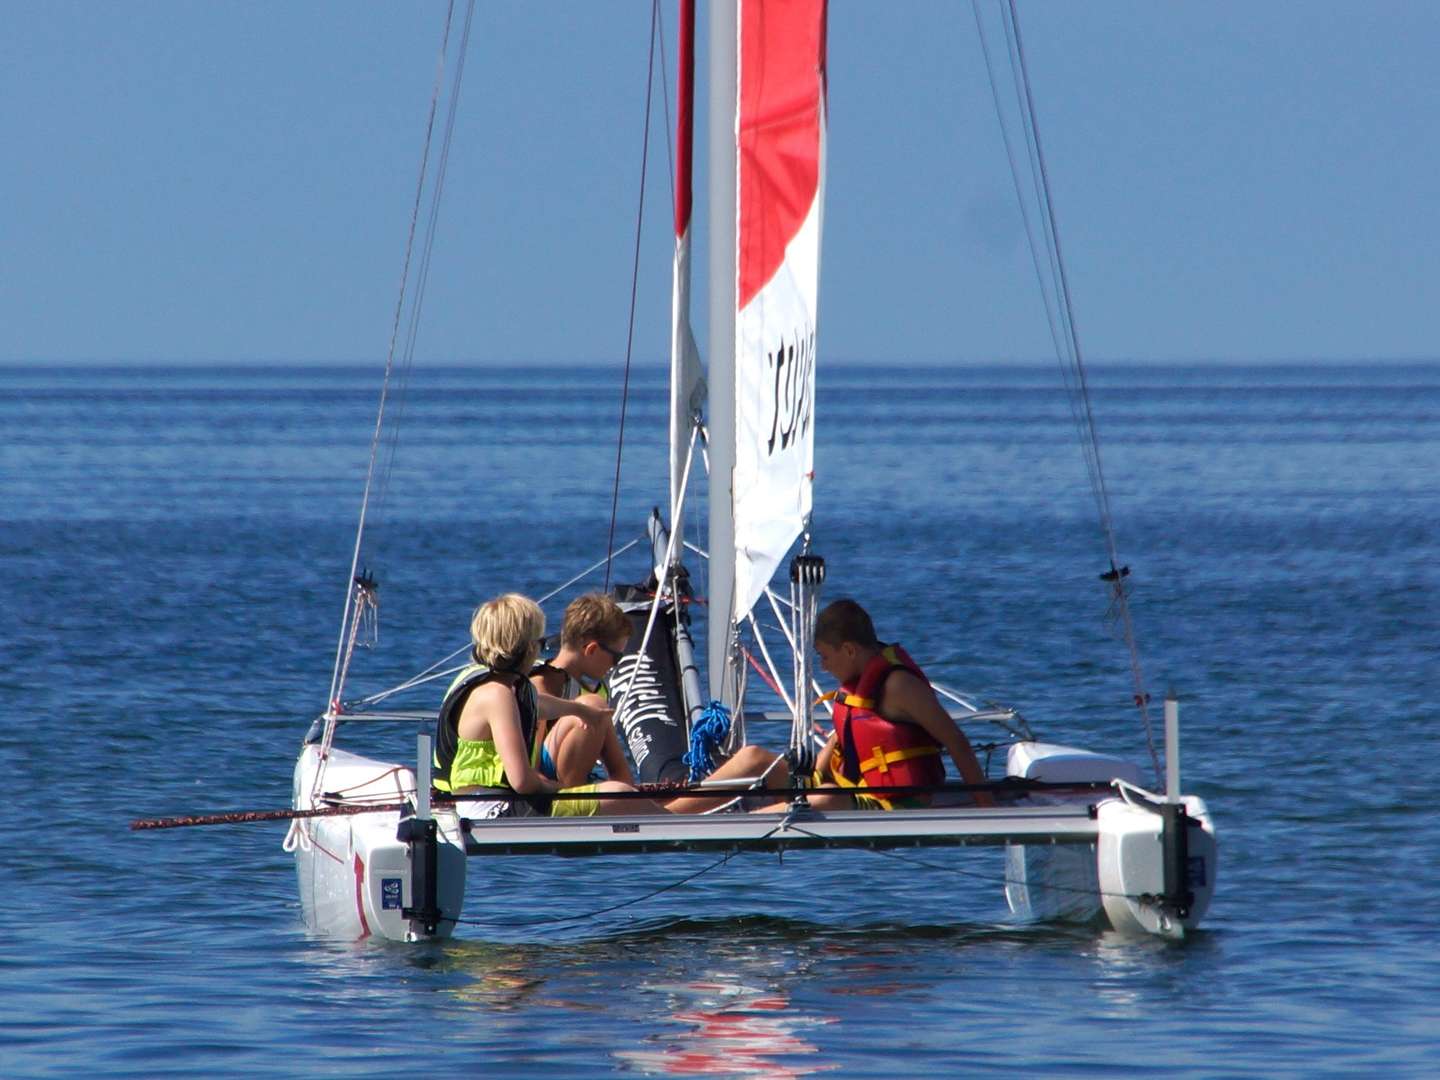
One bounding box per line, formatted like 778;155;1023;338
737;0;827;310
675;0;695;238
731;0;827;625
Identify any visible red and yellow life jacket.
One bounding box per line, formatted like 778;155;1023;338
825;643;944;808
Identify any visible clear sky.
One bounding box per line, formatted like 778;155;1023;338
4;1;1438;366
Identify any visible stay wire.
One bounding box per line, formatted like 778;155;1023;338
972;0;1099;517
973;0;1161;783
1004;2;1108;538
375;0;479;524
1005;1;1161;782
603;0;662;592
327;0;462;714
657;0;676;213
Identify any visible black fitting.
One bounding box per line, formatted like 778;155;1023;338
784;743;815;783
790;553;826;585
1160;802;1194;920
397;815;442;935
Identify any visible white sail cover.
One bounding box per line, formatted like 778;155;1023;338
730;0;827;625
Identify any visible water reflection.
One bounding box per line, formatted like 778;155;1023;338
618;972;837;1078
314;915;1162;1075
433;923;843;1075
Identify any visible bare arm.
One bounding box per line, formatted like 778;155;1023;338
457;682;558;795
535;690;612;728
573;690;635;785
883;671;993;803
813;730;838;782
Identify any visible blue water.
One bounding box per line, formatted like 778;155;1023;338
4;361;1438;1077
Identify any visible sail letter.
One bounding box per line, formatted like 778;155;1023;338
731;0;827;625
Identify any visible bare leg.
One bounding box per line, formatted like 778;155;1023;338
575;691;635;785
591;780;663;815
662;745;790;814
544;714;608;788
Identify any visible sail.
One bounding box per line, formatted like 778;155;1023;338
669;0;703;545
730;0;827;625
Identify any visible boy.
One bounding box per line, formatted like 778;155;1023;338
529;592;637;788
806;599;991;810
536;592;789;811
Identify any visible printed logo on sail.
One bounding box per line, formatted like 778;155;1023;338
765;328;814;456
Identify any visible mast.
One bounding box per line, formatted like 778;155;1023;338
706;0;738;705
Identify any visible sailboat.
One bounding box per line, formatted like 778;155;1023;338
290;0;1217;943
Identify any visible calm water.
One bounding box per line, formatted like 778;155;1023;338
3;361;1438;1077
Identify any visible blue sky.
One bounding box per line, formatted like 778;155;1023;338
4;1;1438;366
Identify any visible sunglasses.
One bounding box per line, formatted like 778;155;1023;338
594;641;626;666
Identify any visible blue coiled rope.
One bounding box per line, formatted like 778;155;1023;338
684;700;732;783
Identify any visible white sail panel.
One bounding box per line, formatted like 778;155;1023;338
732;193;822;622
730;0;827;626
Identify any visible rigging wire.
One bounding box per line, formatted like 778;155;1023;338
343;536;643;711
327;0;465;716
657;0;676;212
371;0;479;525
971;0;1162;783
603;0;663;592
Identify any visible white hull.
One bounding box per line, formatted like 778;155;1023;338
290;744;466;942
1004;741;1217;939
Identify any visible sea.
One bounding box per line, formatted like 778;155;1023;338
3;360;1437;1077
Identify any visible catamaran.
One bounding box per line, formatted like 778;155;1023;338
288;0;1218;943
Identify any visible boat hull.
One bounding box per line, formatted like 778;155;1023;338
1004;741;1217;938
290;744;466;942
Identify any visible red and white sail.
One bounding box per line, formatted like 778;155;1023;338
730;0;827;625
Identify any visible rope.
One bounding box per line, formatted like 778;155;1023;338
740;640;789;706
330;576;379;715
603;0;662;592
787;553;824;776
684;701;733;784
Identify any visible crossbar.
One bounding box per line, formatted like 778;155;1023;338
455;803;1102;857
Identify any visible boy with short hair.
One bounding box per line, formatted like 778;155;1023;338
534;592;790;810
807;598;991;809
529;593;637;787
